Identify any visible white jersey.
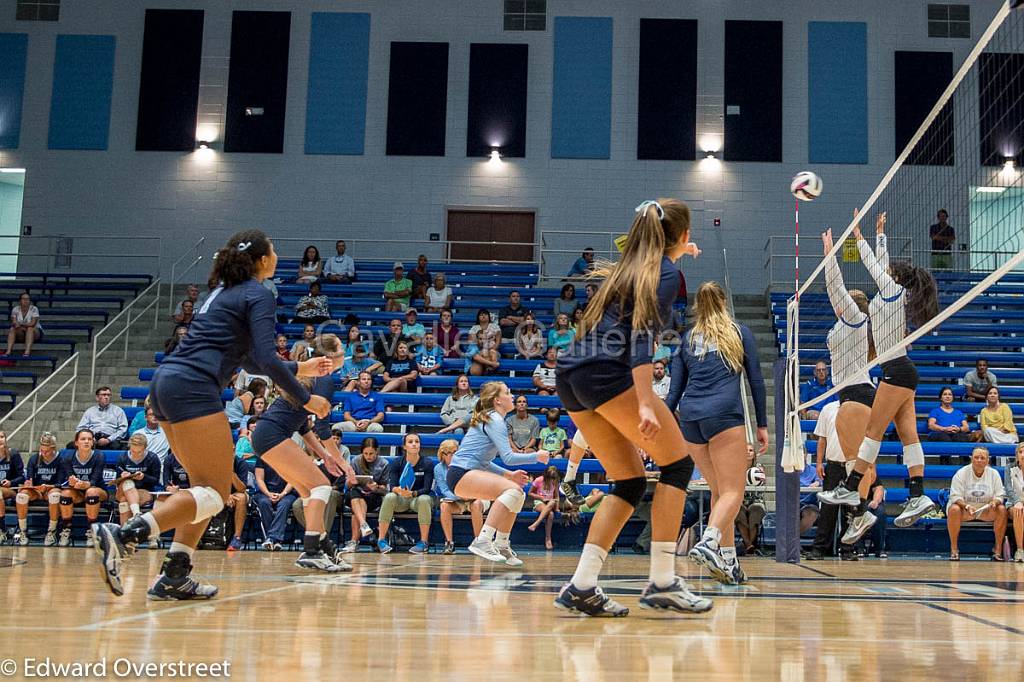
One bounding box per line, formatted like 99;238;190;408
858;234;906;359
812;401;846;463
947;465;1005;509
824;252;872;387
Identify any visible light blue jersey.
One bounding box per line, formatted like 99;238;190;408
451;411;538;475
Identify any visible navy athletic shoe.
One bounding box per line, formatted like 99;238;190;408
553;583;629;617
559;479;586;507
638;578;713;613
147;552;218;601
92;522;131;597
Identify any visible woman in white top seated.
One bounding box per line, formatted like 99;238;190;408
424;274;453;312
946;446;1007;561
1004;442;1024;563
5;292;42;357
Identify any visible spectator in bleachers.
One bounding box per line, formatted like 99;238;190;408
528;465;561;550
5;292;42;357
275;333;290;361
435;309;460;358
376;433;434;554
979;386;1019;444
297;245;323;284
736;444;767;557
547;313;576;357
408;255;432;306
172;299;195;327
1005;442;1024;562
173;284;200;317
337;343;382;391
946;446;1007;561
262;276;279;300
0;430;25;544
225;378;267;430
58;429;107;546
515;312;545;359
507;395;540;453
416;330;445;376
499;291;530;339
964;358;997;402
468;309;501;345
928;387;973;451
539;408;567;459
114;433;162;524
342;437;389;552
572;307;584;334
583;282;598;308
553;283;579;317
434;438;485;554
234;419;255;461
532;346;558;396
425;274;453;312
341;325;363;358
402;308;426;345
566;247;595;278
255;458;298;551
438;375;477;435
799;360;836;419
132;406;169;464
373;319;409;365
233;368;271;396
322;239;355;284
381;341;419;393
465;330;500;376
651;360;671;400
929;208;956;270
224;458;250;552
250;396;267;423
14;432;61;545
164;325;188;355
334;371;385;433
290;324;318;361
128;396;149;435
383;262;413;312
76;386;127;449
293;281;330;325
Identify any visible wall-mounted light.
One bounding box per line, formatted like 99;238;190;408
197;140;211;150
1004;158;1016;173
489;147;502;161
699;134;722;154
705;151;716;160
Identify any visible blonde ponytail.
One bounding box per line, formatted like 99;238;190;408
469;381;507;429
689;282;744;374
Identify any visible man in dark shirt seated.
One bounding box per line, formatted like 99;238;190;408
499;291;531;339
254;458;298;551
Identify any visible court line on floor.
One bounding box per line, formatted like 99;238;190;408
796;564;836;578
920;602;1024;636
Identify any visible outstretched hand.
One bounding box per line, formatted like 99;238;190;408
851;208;863;240
821;228;834;254
298;357;333;377
683;242;701;259
875;212;887;235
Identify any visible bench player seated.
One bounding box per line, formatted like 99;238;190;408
14;432;63;546
114;433;162;524
58;429;108;546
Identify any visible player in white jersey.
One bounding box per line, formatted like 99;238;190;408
819;213;939;530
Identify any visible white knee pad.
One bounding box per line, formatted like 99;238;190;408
118;502;130;514
497;486;526;514
47;490;62;505
15;492;29;505
903;442;925;468
857;437;882;465
120;479;136;492
186;486;225;523
309;485;332;504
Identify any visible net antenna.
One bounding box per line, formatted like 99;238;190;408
784;0;1024;468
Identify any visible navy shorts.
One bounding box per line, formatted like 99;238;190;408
250;416;295;456
446;465;473;495
150;366;225;424
880;356;919;391
555;363;635;412
680;413;745;445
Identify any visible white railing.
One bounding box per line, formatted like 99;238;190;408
539;229;621;281
0;352;80;450
166;236;206;315
91;279;162;391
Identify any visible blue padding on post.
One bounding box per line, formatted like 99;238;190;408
808;22;868;164
48;35;116;150
551;17;613;159
0;33;28;149
305;12;370;155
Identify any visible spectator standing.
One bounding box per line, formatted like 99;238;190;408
946;446;1007;560
652;360;671;400
383;262;413;312
408;255;432;306
499;291;530;339
438;375;477;435
254;458;298;551
424;274;453;312
566;248;595;278
416;331;445;376
506;395;539;453
515;312;545;359
376;433;434;554
553;284;579;317
979;386;1019;444
799;361;836;419
5;292;42;357
538;409;568;459
293;281;330;325
333;372;385;433
964;359;997;402
527;465;561;550
297;245;323;284
322;239;355;284
532;346;558;396
435;309;460;359
1004;442;1024;562
76;386;127;448
342;437;389;551
433;439;485;554
929;209;956;270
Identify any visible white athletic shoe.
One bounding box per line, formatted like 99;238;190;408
841;511;877;545
84;528;94;546
638;578;713;613
57;528;71;547
495;544;523;567
817;484;861;507
468;538;506;563
688;537;731;583
894;495;935;528
340;540;359;554
1015;549;1024;564
261;540;274;551
43;530;57;547
15;531;29;546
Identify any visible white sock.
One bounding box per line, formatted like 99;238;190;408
721;546;737;565
360;522;372;535
702;525;722;548
18;518;27;531
129;502;141;516
564;459;580;483
649;542;677;588
478;524;497;542
494;530;511;548
571;543;608;590
47;519;57;532
169;541;195;558
141;512;160;539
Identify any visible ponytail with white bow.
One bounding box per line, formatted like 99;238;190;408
208;229;273;289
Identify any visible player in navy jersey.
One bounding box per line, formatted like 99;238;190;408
93;230;333;599
14;432;63;546
58;429;108;547
252;333;357;572
0;430;25;543
553;198;710;617
114;433;163;524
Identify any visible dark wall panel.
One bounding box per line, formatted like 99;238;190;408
466;43;528;158
894;51;953;166
386;42;449;156
724;20;782;162
224;11;291;154
637;19;697;161
135;9;204;152
979;52;1024;168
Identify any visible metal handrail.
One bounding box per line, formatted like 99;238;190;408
167;237;206;315
0;352;80;449
91;279;162;391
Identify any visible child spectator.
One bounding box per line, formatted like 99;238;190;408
376;433;434;554
538;409;568;459
416;331;445;376
528;465;561;550
438;375;477;435
532;346;558;395
275;333;291;361
402;308;426;345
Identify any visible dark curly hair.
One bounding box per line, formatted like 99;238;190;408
888;261;938;328
208;229;273;289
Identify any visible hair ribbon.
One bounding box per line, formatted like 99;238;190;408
635;200;664;220
237;241;252;252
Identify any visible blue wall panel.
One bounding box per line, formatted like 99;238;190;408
551;17;612;159
0;33;28;150
808;22;868;164
48;35;116;150
305;12;370;155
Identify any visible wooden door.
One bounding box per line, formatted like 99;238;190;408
446;210;535;262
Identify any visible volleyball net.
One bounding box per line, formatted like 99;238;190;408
782;0;1024;470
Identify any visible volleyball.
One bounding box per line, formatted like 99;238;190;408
746;465;767;486
791;171;823;201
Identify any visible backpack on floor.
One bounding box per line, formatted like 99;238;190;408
199;507;233;550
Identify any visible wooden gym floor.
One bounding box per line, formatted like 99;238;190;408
1;547;1021;681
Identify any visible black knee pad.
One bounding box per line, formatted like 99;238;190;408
59;496;73;506
609;477;646;507
85;495;100;505
658;457;694;491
